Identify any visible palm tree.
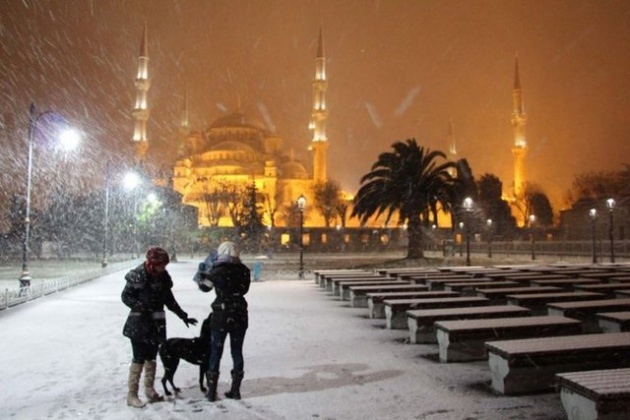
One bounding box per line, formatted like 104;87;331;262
351;138;457;258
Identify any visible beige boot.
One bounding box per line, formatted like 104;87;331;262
127;363;146;408
143;360;164;402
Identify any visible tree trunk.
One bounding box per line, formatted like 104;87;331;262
406;218;424;259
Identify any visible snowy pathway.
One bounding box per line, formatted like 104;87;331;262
0;260;565;419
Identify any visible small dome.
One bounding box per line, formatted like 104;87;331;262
210;111;269;133
281;161;309;179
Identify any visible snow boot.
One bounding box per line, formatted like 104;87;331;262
127;362;146;408
143;360;164;403
224;370;244;400
205;371;220;402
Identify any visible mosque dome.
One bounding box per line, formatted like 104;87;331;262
209;111;269;134
280;161;309;179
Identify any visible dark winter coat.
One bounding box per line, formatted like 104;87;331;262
200;258;251;332
122;263;188;344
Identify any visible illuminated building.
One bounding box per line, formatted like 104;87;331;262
510;54;528;225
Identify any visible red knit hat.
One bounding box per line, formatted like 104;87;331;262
146;246;170;267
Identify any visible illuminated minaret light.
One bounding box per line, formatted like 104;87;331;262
132;23;151;161
177;84;190;158
511;54;528;200
447;118;457;177
310;27;328;183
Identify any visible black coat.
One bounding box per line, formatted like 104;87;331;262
201;258;251;332
122;263;187;344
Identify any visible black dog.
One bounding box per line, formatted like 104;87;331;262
160;315;212;396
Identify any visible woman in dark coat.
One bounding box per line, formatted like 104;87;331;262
122;246;197;407
198;241;251;401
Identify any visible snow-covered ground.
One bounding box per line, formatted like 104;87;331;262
0;259;566;419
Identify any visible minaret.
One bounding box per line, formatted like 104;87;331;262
511;54;527;200
132;23;151;161
447;118;457;177
177;85;190;158
310;27;328;183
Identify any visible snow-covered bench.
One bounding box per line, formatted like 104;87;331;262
325;274;388;292
406;304;531;344
505;291;607;315
547;298;630;333
573;283;630;296
596;311;630;333
476;286;562;304
348;284;428;308
435;315;582;363
485;332;630;395
444;280;519;294
383;296;489;329
529;278;600;290
336;279;403;300
314;269;370;286
556;368;630;420
367;291;459;319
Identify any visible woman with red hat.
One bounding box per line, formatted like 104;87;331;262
121;246;198;407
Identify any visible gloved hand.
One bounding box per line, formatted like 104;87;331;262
199;279;214;292
183;317;198;328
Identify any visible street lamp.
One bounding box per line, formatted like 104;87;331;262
486;219;493;258
589;208;597;264
462;197;473;266
458;222;464;257
19;103;80;294
529;214;537;260
297;194;307;279
606;198;616;263
123;171;141;259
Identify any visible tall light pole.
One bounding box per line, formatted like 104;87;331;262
486;219;493;258
458;222;464;257
463;197;473;266
589;208;597;264
529;214;537;260
123;171;141;259
102;162;111;268
19;103;80;294
297;194;307;279
606;198;616;263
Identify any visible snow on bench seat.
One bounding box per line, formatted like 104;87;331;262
547;298;630;333
596;311;630;333
336;279;404;300
367;291;459;319
444;280;519;294
573;283;630;296
348;284;429;308
406;304;531;344
435;315;582;363
384;296;489;330
476;286;562;303
556;368;630;420
314;269;371;286
505;291;607;315
325;274;388;292
485;332;630;395
529;278;601;290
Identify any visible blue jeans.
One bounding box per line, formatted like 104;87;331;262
208;328;247;373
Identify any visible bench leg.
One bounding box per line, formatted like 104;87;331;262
560;387;598;420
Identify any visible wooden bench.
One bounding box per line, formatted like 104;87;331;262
325;274;387;292
505;291;607;315
316;270;375;287
314;269;370;285
335;279;403;300
503;274;569;284
547;298;630;333
367;291;459;319
573;283;630;296
444;280;519;294
406;304;531;344
476;286;562;303
556;368;630;420
406;274;472;286
348;284;429;308
435;316;582;363
485;332;630;395
596;311;630;333
529;278;601;290
384;296;489;330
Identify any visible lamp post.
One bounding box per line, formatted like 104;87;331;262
462;197;473;266
458;222;464;257
606;198;616;263
19;103;80;294
102;162;111;268
529;214;537;260
123;171;141;259
297;194;307;279
486;219;493;258
589;208;597;264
